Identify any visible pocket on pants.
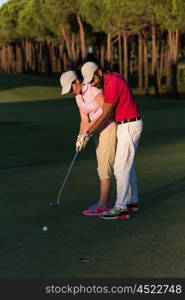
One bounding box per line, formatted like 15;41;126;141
127;120;143;148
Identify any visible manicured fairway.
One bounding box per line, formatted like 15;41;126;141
0;73;185;278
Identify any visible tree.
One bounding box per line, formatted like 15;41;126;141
0;0;27;72
155;0;185;97
44;0;88;65
81;0;119;68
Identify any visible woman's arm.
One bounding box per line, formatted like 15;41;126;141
82;92;104;132
84;92;109;132
95;92;104;108
78;107;89;134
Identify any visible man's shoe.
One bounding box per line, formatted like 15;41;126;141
127;202;140;212
100;207;130;220
82;203;113;216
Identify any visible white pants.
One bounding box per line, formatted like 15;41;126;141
113;119;143;210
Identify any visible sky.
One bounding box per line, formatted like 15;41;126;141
0;0;9;7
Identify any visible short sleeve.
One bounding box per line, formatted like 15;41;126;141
75;94;83;108
91;87;102;99
104;77;121;104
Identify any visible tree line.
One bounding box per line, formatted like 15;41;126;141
0;0;185;97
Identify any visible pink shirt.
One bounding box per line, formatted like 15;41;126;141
75;84;103;121
104;72;140;122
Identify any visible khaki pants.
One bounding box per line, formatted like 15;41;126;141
94;122;117;180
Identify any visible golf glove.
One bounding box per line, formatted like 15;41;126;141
76;133;93;151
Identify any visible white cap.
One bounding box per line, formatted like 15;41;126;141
60;71;77;95
81;62;98;84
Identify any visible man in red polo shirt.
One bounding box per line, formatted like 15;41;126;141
80;61;143;220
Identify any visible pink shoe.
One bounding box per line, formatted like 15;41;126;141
82;203;113;216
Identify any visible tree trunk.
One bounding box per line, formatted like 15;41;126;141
63;50;68;70
25;39;30;72
106;33;111;69
158;43;164;90
15;44;20;72
32;42;39;73
53;44;59;72
123;32;128;80
71;34;77;64
20;41;26;73
168;29;179;98
100;43;105;68
151;23;159;97
144;39;149;95
130;40;135;75
118;32;122;75
61;26;75;67
12;44;16;72
138;32;143;93
7;44;11;72
59;40;65;72
76;42;80;63
44;41;52;77
165;48;171;93
76;14;87;60
3;45;7;72
29;40;32;72
39;42;43;73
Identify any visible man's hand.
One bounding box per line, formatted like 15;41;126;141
85;102;116;134
76;133;93;151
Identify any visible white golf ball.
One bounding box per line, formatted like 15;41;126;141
42;226;48;232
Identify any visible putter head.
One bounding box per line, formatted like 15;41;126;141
49;202;61;208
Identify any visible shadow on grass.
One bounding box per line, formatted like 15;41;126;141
141;176;185;211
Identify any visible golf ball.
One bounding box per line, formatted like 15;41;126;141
42;226;48;232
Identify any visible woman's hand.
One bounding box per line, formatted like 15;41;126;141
76;133;93;151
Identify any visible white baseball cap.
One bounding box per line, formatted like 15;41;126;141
81;61;98;84
60;71;77;95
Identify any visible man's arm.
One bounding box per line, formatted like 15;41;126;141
87;102;116;134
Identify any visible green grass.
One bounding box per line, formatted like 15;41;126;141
0;73;185;278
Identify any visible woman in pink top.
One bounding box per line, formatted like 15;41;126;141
60;70;117;216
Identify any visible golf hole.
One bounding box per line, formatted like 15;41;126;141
80;257;94;262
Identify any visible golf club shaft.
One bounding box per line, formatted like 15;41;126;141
57;151;79;204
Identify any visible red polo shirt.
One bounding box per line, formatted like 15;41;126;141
104;72;140;122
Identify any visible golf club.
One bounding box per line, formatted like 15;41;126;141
49;151;79;208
